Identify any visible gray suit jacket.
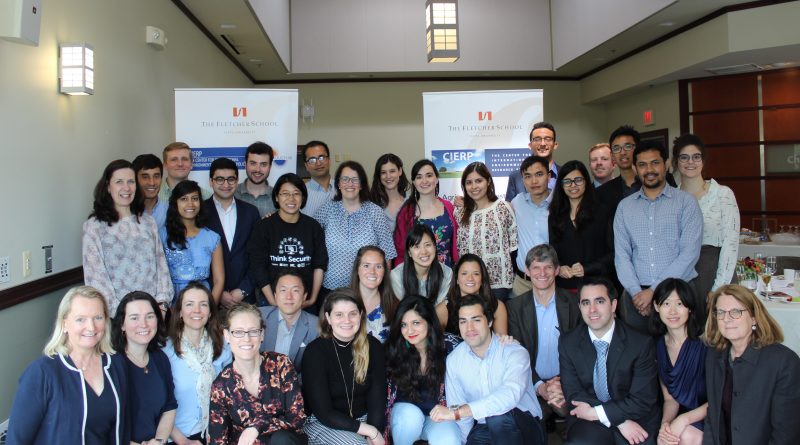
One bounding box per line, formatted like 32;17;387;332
259;306;319;372
507;288;581;385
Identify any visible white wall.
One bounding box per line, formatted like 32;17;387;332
249;0;291;69
0;0;250;418
265;80;607;179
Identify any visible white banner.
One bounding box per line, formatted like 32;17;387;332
175;88;298;184
422;90;544;200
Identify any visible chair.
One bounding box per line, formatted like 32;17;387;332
776;256;800;274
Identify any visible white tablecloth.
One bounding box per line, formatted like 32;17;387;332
738;242;800;259
756;278;800;354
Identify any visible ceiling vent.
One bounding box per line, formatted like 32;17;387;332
705;63;764;75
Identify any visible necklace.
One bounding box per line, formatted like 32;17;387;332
332;338;355;417
126;350;149;374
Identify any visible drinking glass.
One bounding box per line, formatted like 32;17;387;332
742;271;758;293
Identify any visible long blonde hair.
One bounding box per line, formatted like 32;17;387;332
43;286;114;356
705;284;783;351
319;289;370;384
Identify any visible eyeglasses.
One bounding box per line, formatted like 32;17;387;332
713;308;746;320
339;176;361;185
531;136;554;144
278;191;303;199
611;143;636;153
305;155;329;165
561;177;585;187
228;328;263;338
678;153;703;163
212;176;238;185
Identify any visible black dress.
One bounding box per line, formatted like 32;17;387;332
549;203;614;290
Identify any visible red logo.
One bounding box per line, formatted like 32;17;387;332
478;111;492;121
233;107;247;117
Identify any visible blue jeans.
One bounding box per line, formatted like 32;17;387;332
391;402;462;445
465;408;545;445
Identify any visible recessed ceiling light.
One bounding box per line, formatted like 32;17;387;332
220;24;238;29
249;58;263;63
659;22;674;27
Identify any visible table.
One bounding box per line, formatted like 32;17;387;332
756;278;800;355
738;242;800;259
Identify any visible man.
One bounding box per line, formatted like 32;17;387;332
506;122;559;201
589;143;615;187
614;141;702;333
596;126;640;215
158;141;210;202
510;156;552;296
432;294;545;445
507;244;581;421
258;270;319;372
299;140;335;219
558;276;660;445
235;141;276;218
132;154;168;229
203;157;261;307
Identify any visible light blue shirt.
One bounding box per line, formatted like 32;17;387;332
446;335;542;442
534;293;560;383
275;311;296;356
614;184;703;296
147;199;168;231
511;191;552;271
315;200;397;289
301;178;335;221
162;339;232;437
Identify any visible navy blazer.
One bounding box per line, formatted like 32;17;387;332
259;305;319;372
559;320;661;435
507;288;582;385
203;197;260;301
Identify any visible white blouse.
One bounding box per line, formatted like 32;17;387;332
697;179;740;290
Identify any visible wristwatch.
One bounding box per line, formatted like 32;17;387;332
240;290;249;300
449;404;461;421
154;439;167;445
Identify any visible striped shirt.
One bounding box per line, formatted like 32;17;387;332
301;178;335;221
613;184;703;296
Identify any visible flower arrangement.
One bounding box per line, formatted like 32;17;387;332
737;257;765;275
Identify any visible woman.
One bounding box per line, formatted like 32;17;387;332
350;245;398;343
443;254;508;336
370;154;410;232
390;225;453;326
302;290;387;445
385;296;461;445
547;160;614;292
454;162;517;300
248;173;328;308
704;284;800;444
209;303;306;445
673;133;740;300
111;291;176;445
83;159;172;313
394;159;458;267
161;180;225;303
8;286;129;444
315;161;397;291
650;279;706;445
163;282;232;445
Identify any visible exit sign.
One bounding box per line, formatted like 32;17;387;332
643;110;655;126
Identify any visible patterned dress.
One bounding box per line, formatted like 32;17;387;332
160;227;221;299
209;351;306;444
454;200;518;289
417;211;456;267
366;306;388;343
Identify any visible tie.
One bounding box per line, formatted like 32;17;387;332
593;340;611;403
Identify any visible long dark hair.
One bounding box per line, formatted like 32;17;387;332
399;159;440;225
650;278;703;339
459;162;498;226
445;254;498;335
402;225;445;300
548;160;597;244
349;246;398;326
89;159;144;225
165;180;207;249
370;154;410;208
168;281;224;359
386;296;447;403
111;291;167;353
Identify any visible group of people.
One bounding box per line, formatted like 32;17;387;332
8;123;800;445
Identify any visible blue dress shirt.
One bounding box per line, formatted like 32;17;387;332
511;191;552;271
534;293;560;383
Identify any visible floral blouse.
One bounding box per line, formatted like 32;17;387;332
366;306;389;343
209;352;306;444
454;200;518;289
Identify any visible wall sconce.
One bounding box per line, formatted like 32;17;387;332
59;43;94;95
425;0;459;63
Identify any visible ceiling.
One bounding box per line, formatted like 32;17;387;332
173;0;781;83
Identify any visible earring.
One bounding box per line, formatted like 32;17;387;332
404;340;410;349
752;324;756;331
